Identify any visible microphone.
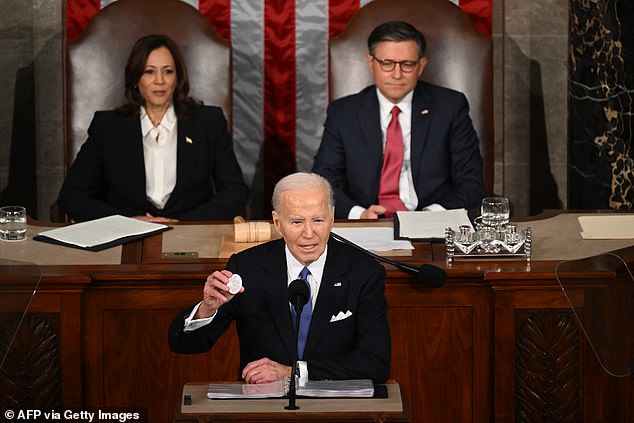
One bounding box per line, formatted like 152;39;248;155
288;279;309;312
330;231;446;288
285;279;308;410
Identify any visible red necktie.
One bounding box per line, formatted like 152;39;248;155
378;106;407;217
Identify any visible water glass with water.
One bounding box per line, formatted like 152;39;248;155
0;206;27;241
480;197;510;228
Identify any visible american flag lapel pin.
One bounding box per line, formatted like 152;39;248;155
185;137;193;144
334;281;342;287
421;108;430;115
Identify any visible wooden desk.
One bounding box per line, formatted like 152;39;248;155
1;214;633;422
173;381;409;422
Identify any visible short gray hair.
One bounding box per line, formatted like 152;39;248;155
272;172;334;212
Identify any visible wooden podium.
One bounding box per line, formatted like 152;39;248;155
4;213;634;422
173;381;410;422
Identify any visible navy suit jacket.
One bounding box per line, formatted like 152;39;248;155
312;81;485;218
168;238;391;383
57;106;248;222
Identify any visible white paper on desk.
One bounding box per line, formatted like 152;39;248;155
578;215;634;239
331;227;413;251
396;209;472;239
36;215;169;248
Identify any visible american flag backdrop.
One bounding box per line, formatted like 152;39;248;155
67;0;492;217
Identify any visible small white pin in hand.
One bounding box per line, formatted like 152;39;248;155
227;274;243;294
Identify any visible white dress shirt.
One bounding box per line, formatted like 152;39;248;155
140;104;177;210
284;245;326;311
284;246;327;385
348;89;444;218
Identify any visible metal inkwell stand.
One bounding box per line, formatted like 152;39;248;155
445;197;532;262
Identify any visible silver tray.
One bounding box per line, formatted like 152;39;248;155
445;224;532;262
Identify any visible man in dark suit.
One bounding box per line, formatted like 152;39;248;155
168;172;391;384
313;21;485;219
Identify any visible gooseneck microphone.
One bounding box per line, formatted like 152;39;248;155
285;279;309;410
288;278;310;313
330;231;446;288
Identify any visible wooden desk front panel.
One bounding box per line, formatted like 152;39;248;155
3;253;634;422
387;277;491;423
0;289;83;411
83;282;240;421
79;270;491;423
492;272;634;423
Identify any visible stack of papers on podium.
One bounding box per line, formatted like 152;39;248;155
297;379;374;398
208;381;287;399
33;215;171;251
207;379;374;399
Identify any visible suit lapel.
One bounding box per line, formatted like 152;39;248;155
410;82;433;191
261;240;296;359
358;88;384;198
303;239;350;357
119;116;146;200
164;117;198;209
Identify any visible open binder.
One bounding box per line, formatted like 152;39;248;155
207;379;379;399
33;215;171;252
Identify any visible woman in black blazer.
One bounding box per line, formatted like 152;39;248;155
58;34;248;222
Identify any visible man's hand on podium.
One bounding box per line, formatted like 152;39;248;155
242;357;292;384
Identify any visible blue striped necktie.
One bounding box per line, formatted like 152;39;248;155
293;267;312;359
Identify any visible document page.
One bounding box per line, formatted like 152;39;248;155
578;215;634;239
35;215;169;249
395;209;473;240
331;227;413;251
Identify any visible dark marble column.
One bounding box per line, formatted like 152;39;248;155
569;0;634;209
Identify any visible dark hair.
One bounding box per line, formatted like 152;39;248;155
118;34;200;118
367;21;426;57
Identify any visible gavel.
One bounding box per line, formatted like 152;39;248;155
233;216;271;243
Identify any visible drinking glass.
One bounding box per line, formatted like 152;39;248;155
480;197;510;228
0;206;27;241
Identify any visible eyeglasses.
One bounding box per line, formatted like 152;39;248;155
372;56;420;73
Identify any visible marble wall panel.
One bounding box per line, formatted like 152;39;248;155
503;0;568;217
0;1;63;220
569;0;634;209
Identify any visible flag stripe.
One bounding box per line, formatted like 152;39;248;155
67;0;100;41
231;0;264;190
329;0;360;39
198;0;231;38
263;1;297;202
457;0;492;35
295;0;329;173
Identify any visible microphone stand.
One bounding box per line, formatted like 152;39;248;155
285;303;303;410
330;231;446;287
